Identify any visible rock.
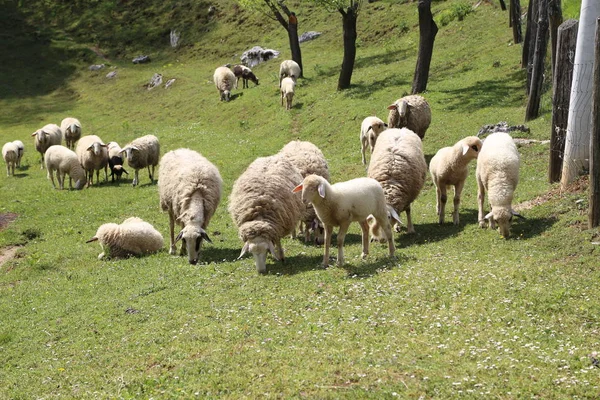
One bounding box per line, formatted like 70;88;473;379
170;30;180;48
477;121;530;138
165;78;176;89
146;73;163;90
298;31;322;43
89;64;105;71
133;55;151;64
240;46;280;68
106;71;117;79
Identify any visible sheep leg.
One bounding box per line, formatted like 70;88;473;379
322;225;334;267
359;220;370;259
276;238;285;262
104;165;108;182
168;212;177;255
405;206;415;234
58;172;65;190
336;221;351;266
452;181;465;225
436;184;447;224
477;179;487;228
281;91;284;107
361;138;368;165
133;170;139;186
95;169;100;186
47;169;56;188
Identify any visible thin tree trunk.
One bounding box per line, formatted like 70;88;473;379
525;0;548;121
412;0;438;94
337;6;358;90
264;0;303;77
548;0;563;80
589;17;600;228
510;0;522;44
524;0;539;94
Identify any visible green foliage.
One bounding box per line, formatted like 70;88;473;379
437;1;473;27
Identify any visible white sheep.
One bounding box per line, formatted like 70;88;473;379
86;217;164;260
279;59;301;86
2;142;18;176
429;136;483;225
293;175;395;267
387;95;432;139
158;148;223;265
31;123;62;169
107;141;128;182
12;140;24;168
44;145;86;190
120;134;160;187
229;154;304;274
360;116;388;165
213;66;236;101
476;132;523;238
280;77;295;110
367;128;427;237
76;135;108;186
60;117;82;150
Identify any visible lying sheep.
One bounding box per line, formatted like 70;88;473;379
60;117;82;150
76;135;108;186
31;123;62;169
360;116;387;165
44;145;86;190
368;128;427;237
429;136;482;225
86;217;164;259
121;134;160;187
232;64;259;89
213;66;236;101
12;140;24;167
2;142;18;176
107;141;128;182
476;132;523;238
293;175;395;267
387;95;432;139
279;59;301;86
229;155;304;274
159;149;223;265
280;77;295;110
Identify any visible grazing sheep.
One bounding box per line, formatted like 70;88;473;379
213;66;236;101
280;77;295;110
44;145;86;190
279;59;301;86
387;95;432;139
232;64;259;89
60;117;82;150
229;155;304;274
31;124;62;169
278;140;330;244
367;128;427;237
120;135;160;187
429;136;483;225
360;116;388;165
86;217;164;260
476;132;523;238
159;149;223;265
107;141;128;182
293;175;395;267
76;135;108;186
2;142;18;176
12;140;24;167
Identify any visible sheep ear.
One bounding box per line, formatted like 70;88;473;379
237;242;249;260
318;183;326;199
131;146;139;151
87;144;94;151
388;206;402;225
512;210;526;220
200;228;213;244
462;144;469;156
367;126;373;133
383;123;388;128
175;230;184;243
122;168;129;175
268;241;279;260
386;104;396;110
31;132;37;136
292;184;303;193
484;211;493;220
85;237;98;243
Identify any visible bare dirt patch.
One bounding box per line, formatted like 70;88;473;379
0;246;19;270
0;212;18;231
515;176;588;211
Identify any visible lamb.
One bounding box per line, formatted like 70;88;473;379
12;140;24;168
387;95;432;139
429;136;483;225
232;64;259;89
360;116;388;165
293;175;395;267
76;135;108;186
476;132;524;238
60;117;82;150
2;142;18;176
120;134;160;187
44;145;86;190
279;59;301;86
278;140;330;244
107;141;128;182
86;217;164;260
158;148;223;265
31;123;62;169
213;66;236;101
367;128;427;237
229;155;304;274
280;77;295;110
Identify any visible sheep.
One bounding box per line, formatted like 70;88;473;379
2;142;18;176
12;140;24;167
280;77;295;110
232;64;259;89
229;154;304;274
107;141;128;182
86;217;164;260
292;175;395;267
44;145;86;190
476;131;524;238
279;59;301;86
213;66;236;101
429;136;483;225
158;148;223;265
278;140;330;244
387;95;432;139
76;135;108;186
120;134;160;187
360;116;388;165
31;123;62;169
367;128;427;237
60;117;82;150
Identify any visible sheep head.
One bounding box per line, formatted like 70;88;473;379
120;146;139;161
87;141;107;156
293;174;327;204
460;136;483;160
484;208;524;238
175;226;212;265
238;237;278;274
368;205;401;242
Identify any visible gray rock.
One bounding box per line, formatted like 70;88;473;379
89;64;105;71
165;78;176;89
299;31;321;43
133;55;151;64
146;73;163;90
106;71;117;79
240;46;280;68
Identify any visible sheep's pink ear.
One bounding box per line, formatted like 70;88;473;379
268;241;279;260
318;183;326;199
462;144;469;156
386;104;396;110
237;242;249;260
175;230;184;243
292;184;303;193
85;237;98;243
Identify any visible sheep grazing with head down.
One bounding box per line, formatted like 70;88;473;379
280;77;295;110
213;66;236;101
229;155;304;274
107;141;128;182
429;136;483;225
60;117;82;150
360;116;387;165
120;134;160;187
44;145;86;190
387;95;431;139
2;142;18;176
159;149;223;265
12;140;24;168
232;64;259;89
31;123;62;169
86;217;164;260
279;59;301;86
76;135;108;186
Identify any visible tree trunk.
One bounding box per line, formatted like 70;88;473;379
589;17;600;228
412;0;438;94
510;0;522;44
523;0;539;94
548;0;563;79
287;13;303;78
337;7;358;90
525;0;548;121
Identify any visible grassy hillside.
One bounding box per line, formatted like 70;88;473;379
1;1;598;398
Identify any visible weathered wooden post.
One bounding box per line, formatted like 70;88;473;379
510;0;522;44
548;0;563;78
525;0;548;121
589;18;600;228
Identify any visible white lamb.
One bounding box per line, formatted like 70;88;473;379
76;135;108;186
293;175;395;267
476;132;523;238
12;140;24;167
44;145;86;190
429;136;483;225
229;154;304;274
158;149;223;265
60;117;82;150
280;77;295;110
279;59;301;86
387;95;432;139
213;66;236;102
120;134;160;187
86;217;164;259
31;123;62;169
2;142;18;176
360;116;388;165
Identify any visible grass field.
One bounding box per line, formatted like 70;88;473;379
1;0;598;398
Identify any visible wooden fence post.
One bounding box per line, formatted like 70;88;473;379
525;0;548;121
589;18;600;228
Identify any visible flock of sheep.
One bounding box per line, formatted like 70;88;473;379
1;59;525;274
